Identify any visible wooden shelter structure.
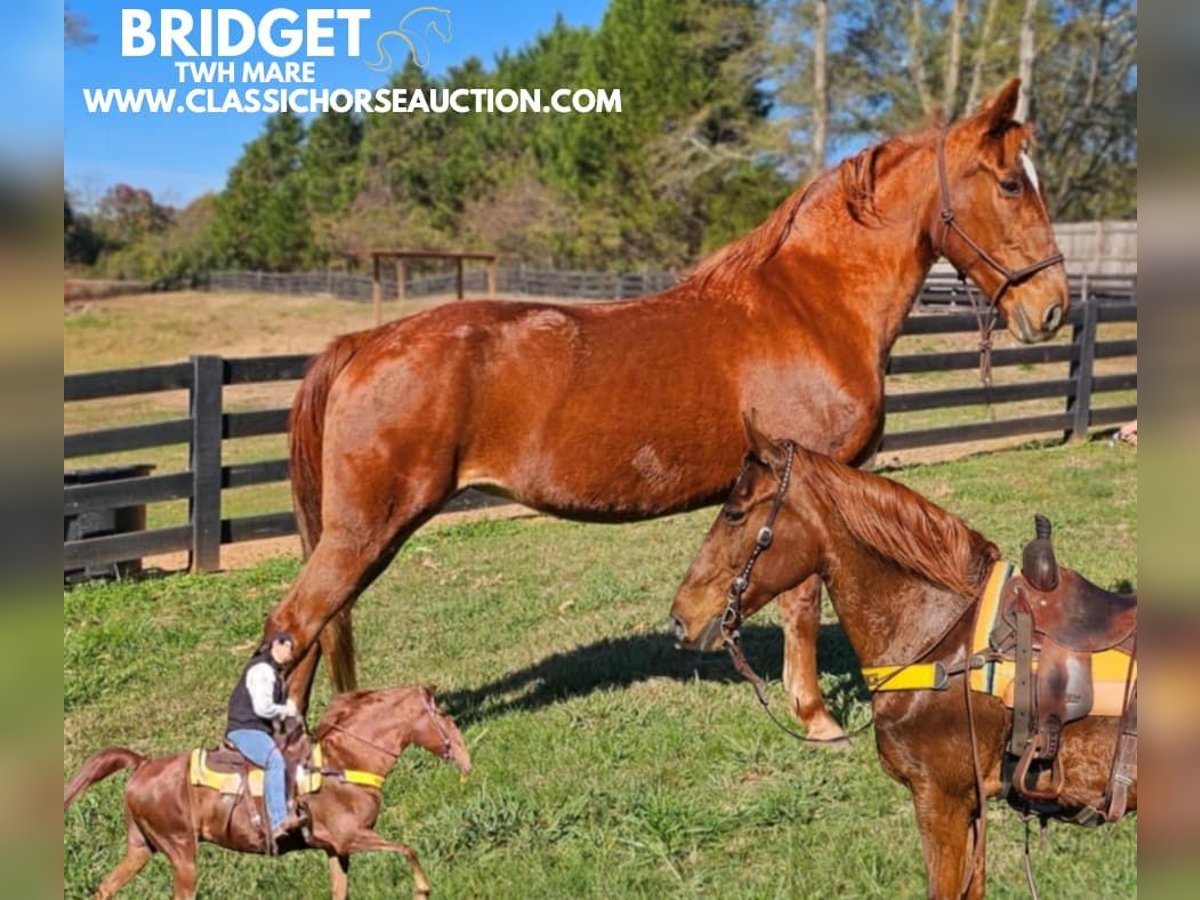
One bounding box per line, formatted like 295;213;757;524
370;249;499;324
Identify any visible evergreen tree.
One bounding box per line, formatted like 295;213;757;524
212;112;311;269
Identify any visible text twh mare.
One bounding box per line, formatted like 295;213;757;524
268;80;1068;740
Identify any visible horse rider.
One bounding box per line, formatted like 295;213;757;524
225;631;306;850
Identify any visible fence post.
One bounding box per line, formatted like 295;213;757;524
372;255;382;326
189;355;223;572
1066;289;1098;443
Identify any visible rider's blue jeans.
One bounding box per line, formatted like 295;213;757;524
227;729;287;832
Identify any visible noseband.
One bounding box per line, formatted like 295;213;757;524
934;127;1064;385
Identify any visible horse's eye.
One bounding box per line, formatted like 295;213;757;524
723;507;746;525
999;178;1022;197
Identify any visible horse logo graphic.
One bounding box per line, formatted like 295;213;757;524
365;6;453;71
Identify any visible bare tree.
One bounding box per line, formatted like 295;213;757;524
811;0;830;175
65;8;95;47
942;0;968;117
965;0;1001;112
1016;0;1039;121
908;0;935;116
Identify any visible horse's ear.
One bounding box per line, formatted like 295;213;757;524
741;410;788;471
742;409;771;456
974;78;1021;135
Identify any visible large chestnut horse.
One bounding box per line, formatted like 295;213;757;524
267;80;1067;741
669;421;1135;898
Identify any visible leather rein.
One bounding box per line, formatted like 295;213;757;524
933;126;1064;386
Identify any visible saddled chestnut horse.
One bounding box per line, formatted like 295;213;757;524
670;419;1136;898
267;80;1067;743
64;686;471;899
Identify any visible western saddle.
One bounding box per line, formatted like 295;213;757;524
187;719;317;850
861;514;1138;825
987;515;1137;824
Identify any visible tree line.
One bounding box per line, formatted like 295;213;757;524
65;0;1135;282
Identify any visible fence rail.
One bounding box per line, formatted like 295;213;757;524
206;266;1134;308
64;296;1136;577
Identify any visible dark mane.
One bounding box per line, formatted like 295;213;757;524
685;125;940;293
798;447;1000;597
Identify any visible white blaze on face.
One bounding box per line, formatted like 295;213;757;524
1020;152;1040;193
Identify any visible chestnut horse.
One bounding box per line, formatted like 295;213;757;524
669;420;1135;898
64;686;471;900
267;80;1067;743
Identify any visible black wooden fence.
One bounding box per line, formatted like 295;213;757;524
205;266;1134;307
64;298;1135;577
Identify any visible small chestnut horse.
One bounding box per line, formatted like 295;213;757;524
268;80;1067;744
64;686;471;900
670;420;1135;898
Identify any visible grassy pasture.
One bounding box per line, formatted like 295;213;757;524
64;440;1137;898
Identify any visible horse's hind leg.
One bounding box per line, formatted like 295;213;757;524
779;576;848;746
93;821;151;899
162;842;198;900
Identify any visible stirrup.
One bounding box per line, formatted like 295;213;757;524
1013;741;1065;802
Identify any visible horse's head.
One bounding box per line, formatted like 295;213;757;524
320;685;471;774
411;685;472;774
935;79;1068;343
670;414;820;651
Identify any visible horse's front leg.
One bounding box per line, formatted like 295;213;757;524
327;852;350;900
339;830;431;899
910;783;985;899
779;576;848;746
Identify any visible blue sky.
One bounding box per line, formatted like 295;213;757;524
65;1;608;208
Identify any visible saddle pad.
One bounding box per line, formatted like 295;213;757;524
188;744;325;797
969;561;1135;717
864;561;1136;717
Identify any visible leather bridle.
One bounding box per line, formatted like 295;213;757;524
719;441;796;645
933;126;1064;385
318;691;455;781
714;443;866;746
421;691;455;763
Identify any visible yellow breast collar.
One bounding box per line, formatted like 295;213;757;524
861;560;1012;692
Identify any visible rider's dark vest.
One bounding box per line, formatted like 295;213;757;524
225;649;284;736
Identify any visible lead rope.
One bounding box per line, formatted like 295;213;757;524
1022;815;1042;900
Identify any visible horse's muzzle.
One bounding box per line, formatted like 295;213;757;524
670;612;725;651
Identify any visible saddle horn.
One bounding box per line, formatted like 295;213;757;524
1021;513;1059;591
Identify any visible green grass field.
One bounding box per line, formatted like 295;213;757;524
64;439;1137;899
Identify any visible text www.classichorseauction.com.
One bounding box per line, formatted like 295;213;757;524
82;7;622;116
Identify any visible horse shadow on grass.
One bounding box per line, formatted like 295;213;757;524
441;623;867;728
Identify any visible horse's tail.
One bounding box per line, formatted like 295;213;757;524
290;332;367;694
63;747;146;810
